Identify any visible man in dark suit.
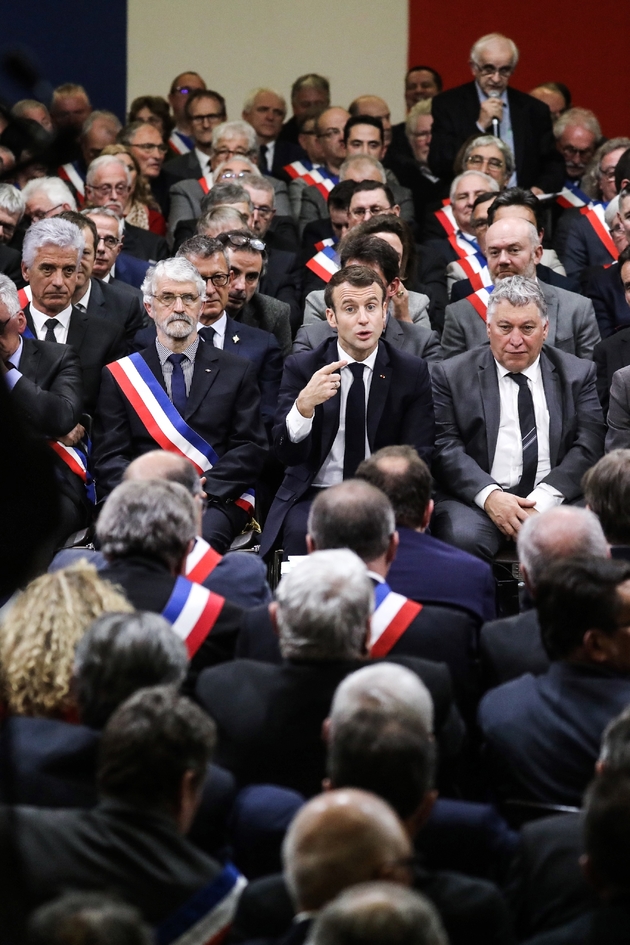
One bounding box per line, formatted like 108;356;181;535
259;265;435;559
242;88;304;183
428;32;563;192
84;207;150;291
594;329;630;414
162;88;227;190
432;276;605;560
605;366;630;451
586;258;630;340
93;256;268;553
21;217;126;416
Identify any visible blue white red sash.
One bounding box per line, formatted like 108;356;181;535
48;440;95;503
457;256;491;292
162;575;226;657
107;353;255;515
57;162;85;205
434;200;456;236
314;237;336;252
554;185;592;209
284;160;339;201
283;158;319;179
186;537;222;584
369;582;422;658
467;285;493;322
156;862;246;945
580;203;618;260
169;129;193;155
198;176;210;195
306;245;340;283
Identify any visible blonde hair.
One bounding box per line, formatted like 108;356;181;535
0;561;132;718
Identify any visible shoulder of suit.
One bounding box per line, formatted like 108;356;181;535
543;281;589;307
541;343;593;375
254;293;291;316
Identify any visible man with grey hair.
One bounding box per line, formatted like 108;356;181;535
93;255;267;554
97;479;244;672
480;507;610;690
0;183;24;285
441;215;600;358
22;176;76;222
423;169;498;259
279;73;330;145
553;107;602;191
432;275;605;560
83;206;150;292
429;32;563;192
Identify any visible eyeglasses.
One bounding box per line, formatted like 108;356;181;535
0;313;16;334
475;64;513;77
453;191;485;203
466;155;505;170
29;203;65;222
87;184;129;197
470;218;489;230
218;171;248;180
213;147;253;160
173;86;196;95
132;143;168;154
151;292;200;307
190;112;225;125
599;166;618;181
0;220;16;238
204;272;230;287
318;128;343;139
97;235;122;249
252;205;275;218
349;205;391;218
560;145;594;159
219;234;266;252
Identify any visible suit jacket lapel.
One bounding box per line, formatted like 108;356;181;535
24;304;35;337
66;307;88;350
185;341;220;419
18;337;39;380
541;348;562;465
367;342;391;447
222;316;240;354
479;350;501;470
86;278;106;317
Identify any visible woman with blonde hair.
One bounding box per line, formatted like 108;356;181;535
101;143;166;236
0;561;132;719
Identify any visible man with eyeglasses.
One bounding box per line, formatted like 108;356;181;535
167;71;207;155
93;255;267;554
429;32;563;193
22;177;77;226
289;106;349;235
423;170;498;269
553;107;601;193
119;120;171;216
0;183;25;286
84;207;151;292
163;90;227;192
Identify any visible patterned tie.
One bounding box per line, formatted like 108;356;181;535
343;362;367;479
507;372;538;497
168;353;188;415
44;318;60;343
198;326;216;346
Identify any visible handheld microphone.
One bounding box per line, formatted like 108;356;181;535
488;90;501;138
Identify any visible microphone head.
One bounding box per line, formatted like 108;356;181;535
488;90;502;99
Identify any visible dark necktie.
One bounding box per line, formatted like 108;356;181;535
168;353;188;415
198;326;216;346
44;318;60;343
507;372;538;497
343;362;367;479
259;144;269;173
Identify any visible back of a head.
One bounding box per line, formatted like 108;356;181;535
97;686;216;813
585;771;630;897
306;882;447;945
517;506;609;592
123;450;201;499
330;663;433;737
583;451;630;545
307;480;395;563
356;448;430;530
275;549;373;661
600;707;630;775
338;234;399;285
27;893;151;945
536;557;630;661
74;612;189;730
282;789;411;913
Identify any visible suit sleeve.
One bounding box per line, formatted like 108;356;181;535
585;270;615;340
605;369;630;452
271;181;292;218
167;184;198;246
92;365;137;498
298;187;327;235
428;91;479;183
559;217;590;279
573;297;600;360
272;354;319;467
10;347;83;437
419;329;444;364
291;325;314;354
401;358;435;467
441;302;470;360
257;335;283;434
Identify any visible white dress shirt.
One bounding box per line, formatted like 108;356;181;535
195;148;213;184
474;356;564;514
197;313;227;349
74;279;92;312
30;303;73;344
261;140;276;174
286;342;378;487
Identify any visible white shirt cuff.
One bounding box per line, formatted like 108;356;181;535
475;483;501;510
286;401;313;443
527;483;565;514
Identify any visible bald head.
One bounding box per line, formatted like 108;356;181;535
307;480;396;564
486;216;541;282
517;506;609;593
356;447;432;530
283;789;412;912
124;452;203;532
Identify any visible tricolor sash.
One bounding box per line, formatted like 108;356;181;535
434;200;457;236
314;237;336;252
162;575;225;657
198;177;210;195
156;862;247;945
107;353;255;515
468;286;493;322
283;158;319;180
18;286;31;310
284;161;339;201
186;537;222;584
457;256;491;292
447;231;484;262
580;203;618;260
369;582;423;658
57;163;85;205
306;245;340;283
554;185;593;209
48;440;95;504
168;129;193;155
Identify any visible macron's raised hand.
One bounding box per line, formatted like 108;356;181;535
296;359;348;418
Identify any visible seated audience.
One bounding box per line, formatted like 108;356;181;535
586;211;630;343
26;892;152;945
22;176;76;222
583;449;630;559
242;87;303;180
117;121;171;217
279;72;330;146
529;82;570;123
423;169;498;254
128;94;173;145
460;135;513;189
291;106;349;233
101;143;166;235
167;71;207;154
82;207;150;290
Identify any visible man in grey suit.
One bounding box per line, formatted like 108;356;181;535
441;217;600;360
293;234;442;363
605;366;630;451
431;276;605;560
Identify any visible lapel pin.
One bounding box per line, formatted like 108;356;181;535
379;374;386;379
205;368;211;373
232;334;240;343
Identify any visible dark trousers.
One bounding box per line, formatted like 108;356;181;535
281;487;326;558
431;497;507;562
202;502;250;555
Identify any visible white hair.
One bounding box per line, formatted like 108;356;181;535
330;663;434;737
82;206;125;240
463;134;515;175
86;154;132;188
0;183;25;221
470;33;519;68
81;110;122;138
275;550;373;660
212;156;260;180
141;257;206;306
0;273;21;317
517;506;609;590
339;155;387;184
239;172;274;201
22;218;84;269
605;196;620;229
242;87;286;116
449;169;499;203
405;100;432;137
211;120;257;152
486;274;547;323
553;107;602;142
22;176;76;211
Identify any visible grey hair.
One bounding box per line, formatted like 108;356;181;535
0;183;25;221
605;196;620;229
339;155;387;184
449;169;499;203
22;176;77;211
22;218;85;269
141;257;206;306
517;506;609;590
470;32;519;68
96;480;197;569
81;109;122;138
405;100;432;137
202;181;253;214
211;120;257;152
239;172;275;202
86;154;132;187
463;134;515;176
197;206;249;236
553;107;602;142
243;87;286;116
306;883;448;945
83;206;125;239
213;157;260;180
582;137;630;201
275;550;373;660
0;273;21;317
330;663;434;737
486;274;547;322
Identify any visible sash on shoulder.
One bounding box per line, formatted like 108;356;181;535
306;245;340;283
554;185;592;209
580;204;618;260
467;286;493;322
434;200;456;237
57;163;85;205
48;440;95;503
447;231;484;262
369;582;422;658
162;575;225;657
156;862;246;945
107;353;255;515
457;256;491;292
314;237;336;252
169;130;192;155
186;537;223;584
18;286;31;311
198;177;210;195
283;158;318;180
285;161;339;201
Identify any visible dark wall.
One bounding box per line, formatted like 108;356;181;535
1;0;127;120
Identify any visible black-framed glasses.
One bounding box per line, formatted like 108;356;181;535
29;203;65;222
476;64;513;77
0;313;16;334
213;147;254;161
219;233;266;252
87;184;129;197
252;205;276;219
191;112;225;125
205;272;230;287
97;235;121;249
466;154;505;170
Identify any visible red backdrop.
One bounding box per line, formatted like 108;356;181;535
408;2;629;139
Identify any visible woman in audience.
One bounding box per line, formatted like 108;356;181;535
127;95;173;145
0;562;132;720
101;143;167;235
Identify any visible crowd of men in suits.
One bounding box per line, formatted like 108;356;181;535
3;28;630;945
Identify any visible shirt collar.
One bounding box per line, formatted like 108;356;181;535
195;148;211;174
6;335;23;369
156;335;199;366
495;354;541;380
30;302;73;329
366;569;385;584
336;341;379;371
210;311;227;340
75;279;92;312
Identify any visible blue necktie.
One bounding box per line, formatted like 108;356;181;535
168;352;188;415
